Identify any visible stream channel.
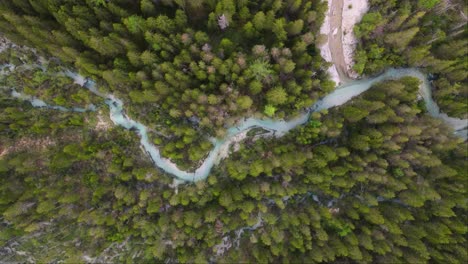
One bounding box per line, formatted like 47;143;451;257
5;64;465;182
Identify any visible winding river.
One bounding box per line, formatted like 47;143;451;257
32;68;467;182
2;53;467;183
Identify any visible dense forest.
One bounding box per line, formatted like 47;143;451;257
1;58;466;262
0;0;467;263
353;0;467;118
0;0;331;169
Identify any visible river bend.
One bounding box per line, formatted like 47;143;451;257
11;67;463;182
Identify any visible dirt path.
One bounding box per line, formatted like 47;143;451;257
328;0;351;83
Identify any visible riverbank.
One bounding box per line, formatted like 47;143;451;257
319;0;342;85
10;64;467;183
318;0;368;84
342;0;369;78
2;11;467;183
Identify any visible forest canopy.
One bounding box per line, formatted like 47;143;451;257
0;0;467;263
1;57;466;262
353;0;467;118
0;0;333;169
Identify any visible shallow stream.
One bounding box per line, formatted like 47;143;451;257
2;61;466;182
60;68;467;182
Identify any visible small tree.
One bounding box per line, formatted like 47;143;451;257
264;104;276;116
266;86;288;105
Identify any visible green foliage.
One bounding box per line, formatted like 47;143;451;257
0;1;466;263
418;0;440;9
1;68;467;263
90;0;107;6
354;12;382;39
0;0;332;142
237;95;253;110
264;104;277;117
294;118;322;144
249;59;274;81
354;0;467;118
266;86;288;105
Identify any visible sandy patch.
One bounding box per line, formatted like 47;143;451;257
342;0;369;78
215;130;248;163
95;111;112;131
319;0;342;85
318;0;369;83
